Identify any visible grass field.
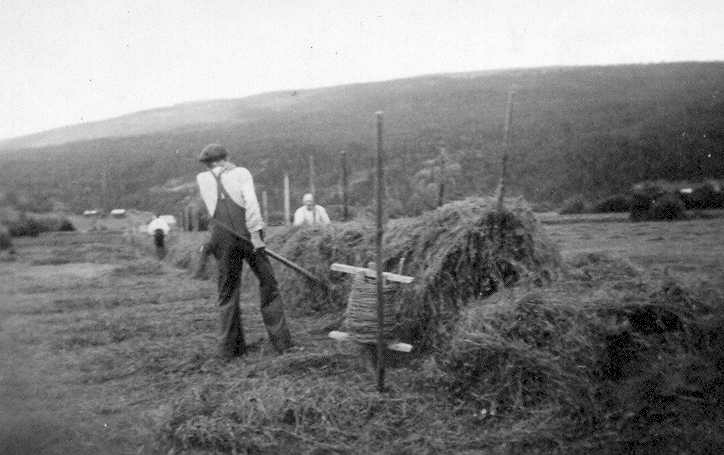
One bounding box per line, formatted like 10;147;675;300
1;217;722;454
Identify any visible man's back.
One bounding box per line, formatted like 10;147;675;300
196;165;263;232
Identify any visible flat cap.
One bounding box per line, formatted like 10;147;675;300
198;143;229;163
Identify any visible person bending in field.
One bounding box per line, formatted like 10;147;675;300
196;143;293;359
293;193;331;226
147;214;170;259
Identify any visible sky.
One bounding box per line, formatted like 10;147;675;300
1;0;722;140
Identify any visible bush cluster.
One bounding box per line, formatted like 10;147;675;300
0;225;12;250
6;215;76;237
680;183;724;210
592;194;632;213
630;192;687;221
558;196;588;214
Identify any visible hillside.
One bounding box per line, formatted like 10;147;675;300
1;62;723;215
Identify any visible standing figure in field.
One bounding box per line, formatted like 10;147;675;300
147;214;170;259
293;193;331;227
196;143;293;359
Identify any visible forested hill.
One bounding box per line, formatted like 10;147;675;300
1;61;722;216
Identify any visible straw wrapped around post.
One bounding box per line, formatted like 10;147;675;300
343;274;398;343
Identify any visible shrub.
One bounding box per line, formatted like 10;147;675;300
0;225;12;250
647;194;687;221
629;192;654;221
592;194;632;213
530;200;555;213
680;183;724;210
7;215;76;237
558;196;588;214
58;218;76;231
8;216;43;237
630;191;686;222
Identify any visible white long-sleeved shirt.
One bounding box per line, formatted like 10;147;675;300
196;166;264;232
147;217;170;235
293;205;331;226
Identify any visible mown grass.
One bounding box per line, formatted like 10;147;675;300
1;222;723;454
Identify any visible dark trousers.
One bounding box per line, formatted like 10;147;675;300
153;229;166;259
210;228;292;358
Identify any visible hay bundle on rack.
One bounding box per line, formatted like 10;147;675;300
343;274;399;343
267;197;561;350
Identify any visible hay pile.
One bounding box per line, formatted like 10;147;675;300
438;274;724;451
160;231;213;275
441;293;599;417
267;197;561;349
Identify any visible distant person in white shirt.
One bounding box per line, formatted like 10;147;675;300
195;143;292;359
293;193;331;227
147;214;170;259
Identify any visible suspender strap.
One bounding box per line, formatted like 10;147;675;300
211;169;234;201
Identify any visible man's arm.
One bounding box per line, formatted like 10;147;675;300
196;173;215;216
236;168;263;233
318;206;330;225
236;168;265;249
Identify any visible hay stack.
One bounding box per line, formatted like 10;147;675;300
439;280;723;451
267;197;561;349
163;231;213;273
441;293;599;415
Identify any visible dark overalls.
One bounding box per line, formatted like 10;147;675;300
153;229;166;259
209;170;292;358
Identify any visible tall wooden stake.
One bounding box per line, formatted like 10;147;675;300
283;173;291;225
262;190;269;224
375;111;386;392
101;164;109;213
498;89;515;212
437;147;446;208
341;150;349;221
309;154;316;196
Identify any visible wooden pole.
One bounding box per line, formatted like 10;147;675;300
341;150;349;221
375;111;386;392
101;165;109;213
261;190;269;224
309;154;316;196
498;89;515;212
438;147;446;207
283;173;291;225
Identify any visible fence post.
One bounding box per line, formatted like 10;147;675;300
438;147;447;207
283;173;291;225
309;154;316;196
262;190;269;224
497;88;515;212
375;111;386;393
341;150;349;220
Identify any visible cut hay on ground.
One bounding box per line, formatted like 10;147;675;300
161;231;212;275
439;270;724;452
267;197;561;349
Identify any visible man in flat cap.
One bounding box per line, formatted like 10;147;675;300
196;143;293;359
